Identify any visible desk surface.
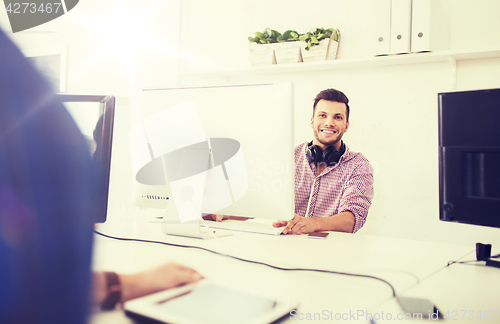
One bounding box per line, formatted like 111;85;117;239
370;255;500;323
90;216;476;324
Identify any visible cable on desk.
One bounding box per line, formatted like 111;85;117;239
447;258;500;267
447;252;500;267
94;230;397;297
447;260;481;266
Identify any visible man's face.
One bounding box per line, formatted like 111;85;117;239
310;100;349;150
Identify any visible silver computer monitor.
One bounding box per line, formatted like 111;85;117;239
129;83;294;222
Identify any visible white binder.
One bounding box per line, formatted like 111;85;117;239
390;0;412;54
372;0;392;56
411;0;450;53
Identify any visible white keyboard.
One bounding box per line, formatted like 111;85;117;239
201;218;284;236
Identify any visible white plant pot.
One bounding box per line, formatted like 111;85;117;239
249;43;276;66
249;29;340;65
300;29;340;62
327;39;339;60
300;38;330;62
274;42;302;64
327;29;341;60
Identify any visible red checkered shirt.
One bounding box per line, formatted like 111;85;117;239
294;142;374;233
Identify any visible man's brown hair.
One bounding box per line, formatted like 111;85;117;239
313;88;350;121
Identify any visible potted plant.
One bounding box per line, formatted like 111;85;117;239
274;30;303;64
248;27;282;44
248;27;340;65
299;28;340;62
248;28;281;65
248;28;304;65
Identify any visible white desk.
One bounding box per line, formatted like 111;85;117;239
369;251;500;323
90;216;475;323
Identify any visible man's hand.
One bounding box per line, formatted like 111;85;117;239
272;220;289;228
208;214;224;222
119;262;204;302
140;262;203;291
272;214;319;235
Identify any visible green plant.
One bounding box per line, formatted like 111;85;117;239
248;27;339;50
277;30;300;42
248;27;282;44
299;28;339;51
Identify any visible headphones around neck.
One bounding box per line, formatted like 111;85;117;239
306;141;346;167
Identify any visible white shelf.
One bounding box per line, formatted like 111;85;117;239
181;47;500;78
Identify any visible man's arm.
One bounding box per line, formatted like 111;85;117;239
337;160;374;233
274;158;374;235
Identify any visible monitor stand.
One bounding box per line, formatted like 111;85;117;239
160;202;231;239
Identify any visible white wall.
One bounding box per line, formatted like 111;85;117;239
177;0;500;247
178;0;500;73
2;0;500;247
0;0;182;218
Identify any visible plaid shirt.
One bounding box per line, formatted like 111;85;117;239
294;142;374;233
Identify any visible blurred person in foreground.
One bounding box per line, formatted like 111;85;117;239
0;28;201;324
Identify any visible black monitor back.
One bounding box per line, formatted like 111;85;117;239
57;94;115;223
439;88;500;228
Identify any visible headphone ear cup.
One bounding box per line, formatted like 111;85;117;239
323;146;341;166
307;145;322;164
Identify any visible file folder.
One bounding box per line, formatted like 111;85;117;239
372;0;392;56
390;0;412;54
411;0;450;53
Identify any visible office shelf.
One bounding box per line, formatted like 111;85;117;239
180;47;500;79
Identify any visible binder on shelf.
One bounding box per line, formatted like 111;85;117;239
390;0;412;54
411;0;450;53
372;0;392;56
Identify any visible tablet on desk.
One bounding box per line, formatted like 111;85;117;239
124;280;296;324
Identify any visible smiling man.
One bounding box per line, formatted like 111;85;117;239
273;88;374;235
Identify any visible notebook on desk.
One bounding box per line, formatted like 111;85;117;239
201;216;284;236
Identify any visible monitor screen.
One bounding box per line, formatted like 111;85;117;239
129;83;294;222
58;94;115;223
438;88;500;228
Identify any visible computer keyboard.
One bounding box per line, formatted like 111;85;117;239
201;217;284;236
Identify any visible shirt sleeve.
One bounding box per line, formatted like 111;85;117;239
337;159;374;233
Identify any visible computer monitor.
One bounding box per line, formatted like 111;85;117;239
129;83;294;222
58;94;115;223
438;88;500;228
